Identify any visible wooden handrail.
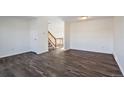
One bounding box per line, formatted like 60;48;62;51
48;31;63;48
48;31;56;41
48;38;56;48
48;31;56;47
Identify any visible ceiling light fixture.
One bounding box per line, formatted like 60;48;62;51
78;16;88;20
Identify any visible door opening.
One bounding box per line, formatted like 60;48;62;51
48;17;64;51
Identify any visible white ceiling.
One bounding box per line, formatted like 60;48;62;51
0;16;37;20
0;16;112;22
48;16;63;24
59;16;113;22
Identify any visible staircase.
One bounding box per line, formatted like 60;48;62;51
48;31;63;50
48;40;54;50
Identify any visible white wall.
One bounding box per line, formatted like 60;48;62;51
48;19;64;38
64;22;70;49
30;17;48;54
113;17;124;75
0;16;48;58
69;17;114;54
0;17;31;58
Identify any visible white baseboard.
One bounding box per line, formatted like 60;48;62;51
36;50;48;54
113;53;124;76
0;50;30;58
70;48;112;54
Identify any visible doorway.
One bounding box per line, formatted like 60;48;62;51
48;17;64;51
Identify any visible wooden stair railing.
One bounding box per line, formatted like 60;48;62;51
48;31;56;48
48;31;63;48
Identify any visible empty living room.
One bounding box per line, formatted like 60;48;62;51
0;16;124;77
1;0;124;93
0;16;123;77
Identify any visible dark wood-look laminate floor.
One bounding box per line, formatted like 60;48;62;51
0;49;123;77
